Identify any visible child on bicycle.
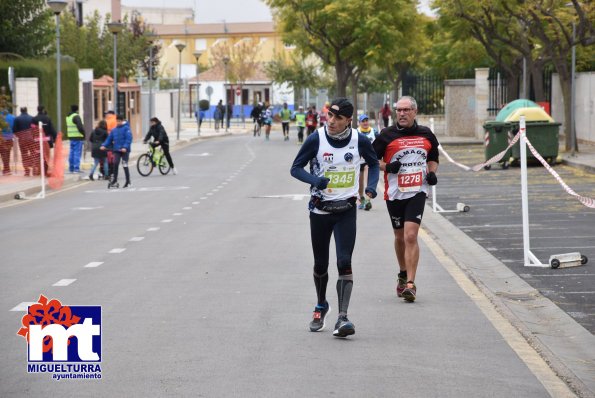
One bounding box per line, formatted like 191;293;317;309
143;117;177;175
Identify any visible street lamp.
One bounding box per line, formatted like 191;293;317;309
193;50;203;135
222;55;230;132
107;22;124;115
47;0;68;134
570;21;576;156
175;43;186;140
146;32;156;119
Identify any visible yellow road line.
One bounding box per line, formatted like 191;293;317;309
419;228;576;398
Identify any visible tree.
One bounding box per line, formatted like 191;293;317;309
59;11;159;79
265;0;412;98
0;0;54;58
501;0;594;151
266;51;323;102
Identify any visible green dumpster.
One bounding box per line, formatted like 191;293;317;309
482;121;513;169
506;107;559;165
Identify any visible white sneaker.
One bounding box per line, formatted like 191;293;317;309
172;167;178;175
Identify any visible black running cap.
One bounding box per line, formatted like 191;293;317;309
329;98;353;118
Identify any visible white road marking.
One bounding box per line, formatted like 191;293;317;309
217;185;223;189
212;189;219;192
10;302;36;311
85;186;190;194
184;152;211;157
84;262;104;268
200;197;207;200
183;207;192;210
109;248;126;253
130;237;145;242
173;213;183;216
207;193;214;196
222;182;228;185
72;206;104;211
53;279;76;286
192;201;199;205
147;227;160;231
161;219;173;223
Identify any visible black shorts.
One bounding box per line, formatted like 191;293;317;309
385;192;427;229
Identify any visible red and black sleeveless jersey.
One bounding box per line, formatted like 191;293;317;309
373;122;440;200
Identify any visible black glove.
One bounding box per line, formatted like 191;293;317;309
385;160;402;174
315;177;330;190
426;171;437;186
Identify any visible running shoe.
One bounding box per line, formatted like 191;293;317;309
364;199;372;211
402;281;417;302
309;303;331;332
123;181;132;188
333;315;355;337
396;275;407;297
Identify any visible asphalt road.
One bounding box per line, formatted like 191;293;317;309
0;133;570;397
434;144;595;334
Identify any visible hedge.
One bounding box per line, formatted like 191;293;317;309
0;57;79;137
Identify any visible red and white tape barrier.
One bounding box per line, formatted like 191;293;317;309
524;136;595;209
438;130;521;172
438;130;595;209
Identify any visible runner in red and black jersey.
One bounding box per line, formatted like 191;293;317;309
373;96;439;302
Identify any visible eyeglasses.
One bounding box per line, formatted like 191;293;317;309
395;108;414;113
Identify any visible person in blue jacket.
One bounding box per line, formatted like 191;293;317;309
101;114;132;188
0;109;15;175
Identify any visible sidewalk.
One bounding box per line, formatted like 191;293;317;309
0;125;247;203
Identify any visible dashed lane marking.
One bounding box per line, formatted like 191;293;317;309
173;213;183;216
109;248;126;253
183;207;192;210
53;279;76;287
147;227;160;231
84;262;104;268
192;201;199;205
161;219;173;223
129;237;145;242
10;302;36;311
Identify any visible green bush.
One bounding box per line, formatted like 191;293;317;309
199;99;210;111
0;57;79;138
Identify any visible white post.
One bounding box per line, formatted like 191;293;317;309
38;121;46;199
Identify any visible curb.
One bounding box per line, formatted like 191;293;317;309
562;158;595;174
423;208;595;398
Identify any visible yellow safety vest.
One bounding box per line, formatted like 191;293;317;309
66;113;83;139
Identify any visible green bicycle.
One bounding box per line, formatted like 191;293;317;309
137;144;171;176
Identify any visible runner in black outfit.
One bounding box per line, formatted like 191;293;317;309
290;98;380;337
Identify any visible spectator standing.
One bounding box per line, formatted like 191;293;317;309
0;109;15;175
306;105;318;137
13;107;34;176
88;120;109;180
380;101;391;128
101;114;132;188
65;105;86;173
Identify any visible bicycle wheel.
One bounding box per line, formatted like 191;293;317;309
158;158;171;175
137;153;153;176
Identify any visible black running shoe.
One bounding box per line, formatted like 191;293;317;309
402;281;417;302
309;303;331;332
123;181;132;188
333;315;355;337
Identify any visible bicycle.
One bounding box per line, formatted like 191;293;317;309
253;118;262;137
137;144;171;177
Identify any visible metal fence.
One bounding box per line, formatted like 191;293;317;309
487;67;553;116
402;72;445;114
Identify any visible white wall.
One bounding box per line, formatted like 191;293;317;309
552;72;595;144
14;78;39;113
153;91;176;133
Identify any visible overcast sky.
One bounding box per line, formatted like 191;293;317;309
122;0;435;23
